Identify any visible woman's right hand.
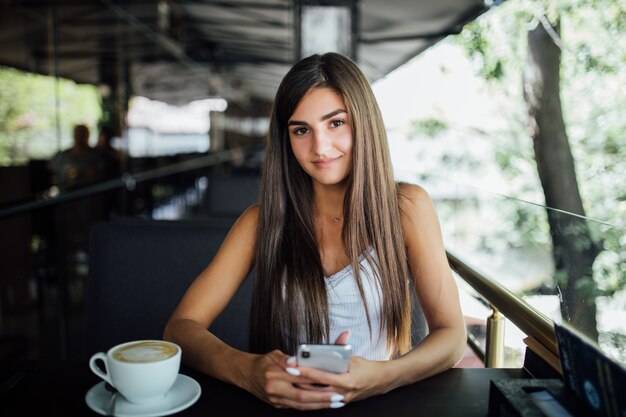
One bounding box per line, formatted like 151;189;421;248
243;350;345;410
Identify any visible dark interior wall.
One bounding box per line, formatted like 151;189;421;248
0;167;34;313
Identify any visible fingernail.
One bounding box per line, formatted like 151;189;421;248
330;394;345;402
330;402;345;409
287;356;297;365
285;367;301;376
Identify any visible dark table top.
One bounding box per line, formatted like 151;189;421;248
0;360;527;416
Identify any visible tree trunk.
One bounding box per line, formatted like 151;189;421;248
523;19;600;340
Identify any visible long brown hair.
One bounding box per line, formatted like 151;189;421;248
250;53;411;356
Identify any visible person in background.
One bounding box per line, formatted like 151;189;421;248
51;124;101;190
165;53;466;410
50;124;103;303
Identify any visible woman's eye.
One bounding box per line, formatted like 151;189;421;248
292;127;309;136
330;119;344;128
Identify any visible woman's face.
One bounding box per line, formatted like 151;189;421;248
288;87;353;188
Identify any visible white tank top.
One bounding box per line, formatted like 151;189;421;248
323;249;393;361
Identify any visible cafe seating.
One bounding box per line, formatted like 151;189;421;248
84;218;253;357
204;173;260;217
84;217;429;358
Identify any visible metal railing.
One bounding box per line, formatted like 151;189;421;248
0;148;250;220
447;249;558;368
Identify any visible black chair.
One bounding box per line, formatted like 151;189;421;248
84;218;253;357
204;174;260;217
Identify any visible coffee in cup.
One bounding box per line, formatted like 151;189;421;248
111;340;178;363
89;340;181;404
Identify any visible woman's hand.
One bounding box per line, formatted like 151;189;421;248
287;355;393;404
285;331;393;405
243;350;347;410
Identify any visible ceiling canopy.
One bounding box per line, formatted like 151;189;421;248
0;0;489;105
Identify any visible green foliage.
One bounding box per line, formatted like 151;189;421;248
446;0;625;353
408;118;449;139
456;20;506;81
0;66;101;166
456;7;531;82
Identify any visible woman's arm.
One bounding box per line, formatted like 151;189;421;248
287;184;466;402
385;183;466;386
164;205;343;410
163;204;260;386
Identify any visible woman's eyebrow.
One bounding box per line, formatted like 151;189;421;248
288;108;347;126
320;108;347;121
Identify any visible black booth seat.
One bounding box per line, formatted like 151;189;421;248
84;218;252;358
84;217;429;358
204;174;260;217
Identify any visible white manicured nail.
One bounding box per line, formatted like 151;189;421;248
285;367;301;376
330;394;344;402
330;402;345;408
287;356;297;365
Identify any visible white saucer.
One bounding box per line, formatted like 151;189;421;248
85;374;201;417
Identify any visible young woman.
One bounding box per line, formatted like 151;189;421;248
164;53;466;410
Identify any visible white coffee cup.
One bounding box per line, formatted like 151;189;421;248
89;340;181;404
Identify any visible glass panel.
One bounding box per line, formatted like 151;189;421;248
0;2;261;361
377;18;624;366
388;172;625;365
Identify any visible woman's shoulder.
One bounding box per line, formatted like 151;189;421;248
396;182;438;227
237;203;260;224
230;203;260;234
397;182;432;207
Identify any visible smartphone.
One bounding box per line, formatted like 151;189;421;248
296;344;352;373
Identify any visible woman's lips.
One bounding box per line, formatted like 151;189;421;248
312;156;341;168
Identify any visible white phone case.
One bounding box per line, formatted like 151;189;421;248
296;344;352;373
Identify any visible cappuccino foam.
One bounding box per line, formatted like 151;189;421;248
112;341;178;363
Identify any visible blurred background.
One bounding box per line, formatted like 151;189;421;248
0;0;623;370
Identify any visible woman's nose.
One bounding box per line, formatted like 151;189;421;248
312;130;332;155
